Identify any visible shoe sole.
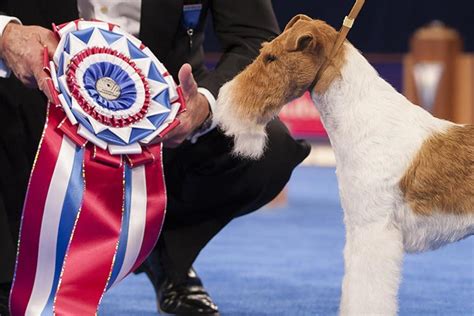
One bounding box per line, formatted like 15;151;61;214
158;305;220;316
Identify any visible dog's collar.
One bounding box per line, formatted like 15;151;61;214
308;0;365;92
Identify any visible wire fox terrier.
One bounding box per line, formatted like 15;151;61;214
214;14;474;315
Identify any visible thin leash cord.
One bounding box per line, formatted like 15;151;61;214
308;0;366;92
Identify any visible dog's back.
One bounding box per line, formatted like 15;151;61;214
397;124;474;251
401;124;474;216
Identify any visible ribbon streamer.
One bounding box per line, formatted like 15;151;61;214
10;19;184;315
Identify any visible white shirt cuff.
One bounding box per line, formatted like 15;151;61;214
197;87;217;114
0;16;22;78
186;87;218;143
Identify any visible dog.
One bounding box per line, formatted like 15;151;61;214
214;14;474;315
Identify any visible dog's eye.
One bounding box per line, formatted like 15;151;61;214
264;54;277;64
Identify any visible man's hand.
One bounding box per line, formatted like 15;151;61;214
161;63;210;148
0;23;58;102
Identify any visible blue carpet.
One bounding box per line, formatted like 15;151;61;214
100;167;474;315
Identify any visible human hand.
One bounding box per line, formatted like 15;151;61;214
161;63;210;148
0;23;58;102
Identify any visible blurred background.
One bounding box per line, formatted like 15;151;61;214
102;2;474;315
206;0;474;52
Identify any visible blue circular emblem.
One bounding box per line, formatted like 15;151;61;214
83;62;137;111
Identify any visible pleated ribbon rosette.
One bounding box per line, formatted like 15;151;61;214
10;20;185;316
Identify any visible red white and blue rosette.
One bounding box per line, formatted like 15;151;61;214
52;20;184;154
10;20;183;316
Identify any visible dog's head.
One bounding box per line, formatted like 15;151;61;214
215;15;345;159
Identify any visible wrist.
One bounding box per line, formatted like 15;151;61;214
187;93;214;144
0;18;21;56
0;18;21;77
2;21;15;35
195;93;212;130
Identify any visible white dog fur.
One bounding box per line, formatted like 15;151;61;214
214;17;474;315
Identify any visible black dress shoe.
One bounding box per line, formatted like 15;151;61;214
158;268;219;316
140;261;219;316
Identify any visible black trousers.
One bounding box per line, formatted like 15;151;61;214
159;120;310;280
0;84;310;284
0;198;15;283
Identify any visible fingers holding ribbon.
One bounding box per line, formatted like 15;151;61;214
0;23;58;101
162;63;210;148
36;76;55;104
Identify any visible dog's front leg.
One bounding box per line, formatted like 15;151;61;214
339;221;404;316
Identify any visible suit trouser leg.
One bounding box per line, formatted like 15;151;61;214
156;216;232;282
154;119;310;281
0;197;15;284
0;88;45;285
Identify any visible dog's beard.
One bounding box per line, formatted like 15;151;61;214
215;81;268;159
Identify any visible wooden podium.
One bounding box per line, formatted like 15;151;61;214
403;22;474;124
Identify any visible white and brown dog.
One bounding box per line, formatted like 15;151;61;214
214;15;474;315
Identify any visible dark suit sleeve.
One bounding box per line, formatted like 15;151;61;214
196;0;279;98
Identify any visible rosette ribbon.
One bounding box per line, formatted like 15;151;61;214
10;20;185;315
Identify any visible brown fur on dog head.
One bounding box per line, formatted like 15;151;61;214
215;15;345;158
228;16;343;124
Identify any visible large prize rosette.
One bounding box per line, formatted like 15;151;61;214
9;20;185;315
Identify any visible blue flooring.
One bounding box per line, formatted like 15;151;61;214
101;167;474;315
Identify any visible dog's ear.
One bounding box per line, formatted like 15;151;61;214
285;31;316;52
284;14;312;32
